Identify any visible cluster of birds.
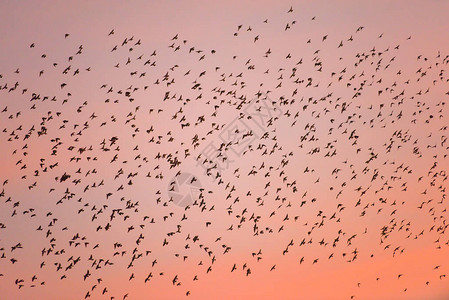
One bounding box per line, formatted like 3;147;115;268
1;5;448;299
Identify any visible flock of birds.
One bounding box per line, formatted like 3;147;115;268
1;5;448;299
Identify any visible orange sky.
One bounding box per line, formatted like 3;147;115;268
1;1;449;299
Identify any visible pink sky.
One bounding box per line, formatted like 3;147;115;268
1;1;449;299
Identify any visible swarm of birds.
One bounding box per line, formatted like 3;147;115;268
1;4;448;300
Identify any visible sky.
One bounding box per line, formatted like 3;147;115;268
1;1;449;299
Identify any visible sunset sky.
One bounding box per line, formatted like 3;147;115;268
1;1;449;299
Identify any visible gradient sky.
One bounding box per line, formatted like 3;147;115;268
1;1;449;299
